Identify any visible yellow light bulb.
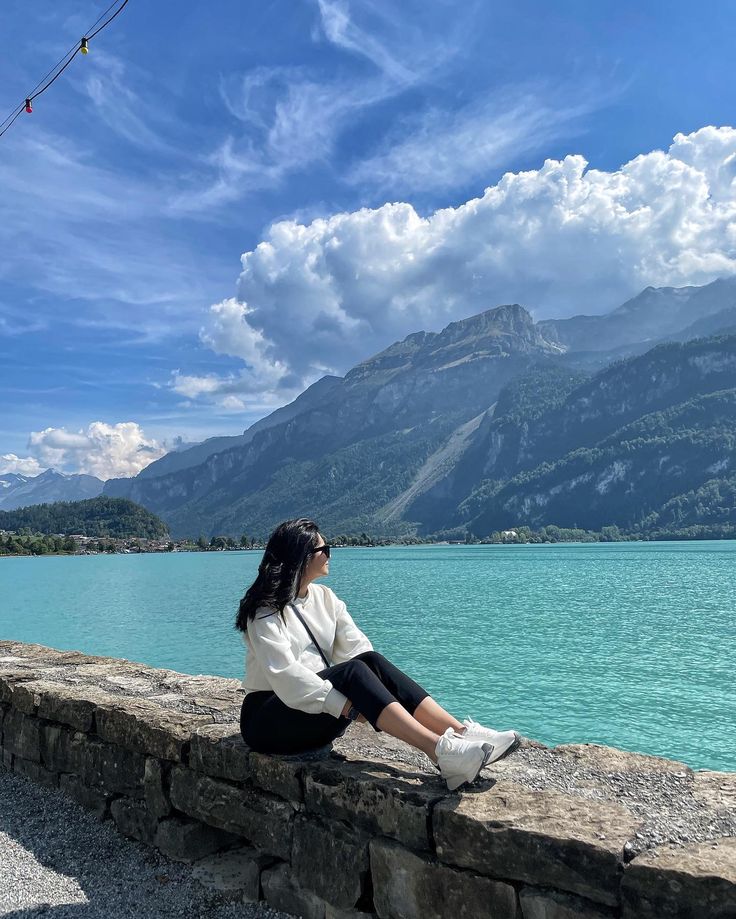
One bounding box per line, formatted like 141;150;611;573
80;38;89;55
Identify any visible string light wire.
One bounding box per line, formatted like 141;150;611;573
0;0;131;140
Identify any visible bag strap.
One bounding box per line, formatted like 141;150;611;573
289;602;332;669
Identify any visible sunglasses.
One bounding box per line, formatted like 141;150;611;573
312;545;331;558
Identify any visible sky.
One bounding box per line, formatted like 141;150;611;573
2;0;736;480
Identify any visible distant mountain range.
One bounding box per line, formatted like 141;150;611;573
99;276;736;538
0;469;103;511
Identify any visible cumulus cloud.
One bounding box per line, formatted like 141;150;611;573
21;422;167;480
0;454;44;476
186;126;736;401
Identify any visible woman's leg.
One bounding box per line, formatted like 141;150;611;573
321;655;449;763
350;651;466;736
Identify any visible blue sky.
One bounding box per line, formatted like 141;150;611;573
2;0;736;479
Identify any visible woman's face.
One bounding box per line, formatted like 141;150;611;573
304;533;330;582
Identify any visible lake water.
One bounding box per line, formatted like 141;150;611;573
1;542;734;772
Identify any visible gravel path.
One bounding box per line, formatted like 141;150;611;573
0;768;294;919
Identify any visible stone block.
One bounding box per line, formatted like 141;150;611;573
42;726;145;797
13;754;59;788
37;681;108;732
552;743;693;777
59;773;113;819
262;862;327;919
110;796;159;845
154;814;241;863
1;749;13;771
0;670;35;705
370;837;518;919
621;837;736;919
3;709;43;762
95;696;212;761
291;814;370;910
250;752;303;803
520;886;616;919
169;765;294;859
145;757;172;818
433;780;640;907
190;723;250;782
303;758;439;851
191;844;276;900
692;770;736;813
325;906;377;919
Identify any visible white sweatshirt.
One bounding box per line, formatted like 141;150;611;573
241;581;374;718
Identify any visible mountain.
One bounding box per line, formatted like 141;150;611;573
100;279;736;540
128;375;343;482
462;334;736;535
104;304;564;537
0;469;103;511
538;276;736;354
0;496;168;539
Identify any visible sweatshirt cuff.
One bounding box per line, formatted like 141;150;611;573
323;684;349;718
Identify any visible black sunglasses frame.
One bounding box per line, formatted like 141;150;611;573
312;544;331;558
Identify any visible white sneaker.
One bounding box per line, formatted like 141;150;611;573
434;727;494;792
453;718;520;764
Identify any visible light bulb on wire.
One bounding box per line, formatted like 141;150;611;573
80;38;89;55
24;99;32;114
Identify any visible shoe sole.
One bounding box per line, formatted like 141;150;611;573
444;742;494;792
484;731;521;764
431;733;521;778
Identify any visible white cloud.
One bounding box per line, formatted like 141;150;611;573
25;422;167;480
189;126;736;398
0;454;44;476
349;85;602;195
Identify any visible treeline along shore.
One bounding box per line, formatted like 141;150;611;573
1;495;734;557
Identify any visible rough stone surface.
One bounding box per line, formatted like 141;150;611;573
371;837;519;919
520;886;617;919
110;795;159;845
58;772;113;818
325;906;377;919
41;723;146;796
144;755;172;818
291;814;371;910
3;708;43;762
303;758;441;851
13;754;59;788
154;814;241;863
621;837;736;919
190;722;252;782
262;862;327;919
251;750;304;803
169;765;294;859
434;780;640;907
95;696;213;761
192;845;277;901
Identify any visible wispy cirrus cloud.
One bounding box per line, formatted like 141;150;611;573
348;82;609;195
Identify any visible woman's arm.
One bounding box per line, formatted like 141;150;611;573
248;611;348;717
328;590;374;664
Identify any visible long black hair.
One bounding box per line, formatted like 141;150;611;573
235;517;321;631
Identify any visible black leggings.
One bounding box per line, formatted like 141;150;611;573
239;650;430;755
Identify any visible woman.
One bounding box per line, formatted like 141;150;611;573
235;518;520;791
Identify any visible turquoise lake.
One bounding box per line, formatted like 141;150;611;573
1;541;734;772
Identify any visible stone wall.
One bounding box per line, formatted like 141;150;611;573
0;640;734;919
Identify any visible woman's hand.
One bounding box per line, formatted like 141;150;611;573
341;699;367;723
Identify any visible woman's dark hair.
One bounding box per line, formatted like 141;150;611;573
235;518;321;631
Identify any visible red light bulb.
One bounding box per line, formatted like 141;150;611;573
25;99;32;114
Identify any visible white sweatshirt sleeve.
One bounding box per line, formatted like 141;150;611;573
247;610;348;717
329;591;374;664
